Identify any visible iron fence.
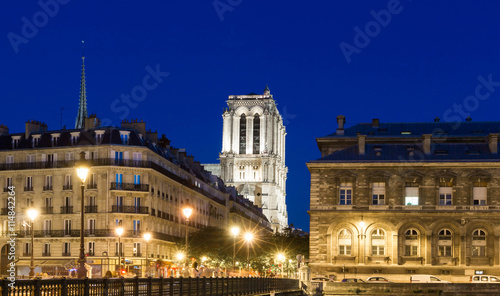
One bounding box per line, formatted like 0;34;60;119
0;277;299;296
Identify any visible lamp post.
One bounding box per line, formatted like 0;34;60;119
230;226;240;271
244;232;253;274
359;218;366;265
75;151;90;278
27;208;38;278
143;232;151;277
182;207;193;259
277;253;285;277
116;227;124;275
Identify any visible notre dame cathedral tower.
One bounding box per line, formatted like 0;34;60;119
205;86;288;232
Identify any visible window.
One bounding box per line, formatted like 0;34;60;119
133;243;141;256
88;219;96;235
12;137;20;149
239;114;246;154
64;220;72;236
338;229;352;255
115;219;123;226
134;175;141;185
70;132;80;145
116;196;123;207
472;229;486;257
438;229;453;257
135;197;141;209
63;242;71;255
404;229;419;256
51;134;60;146
405;182;419;205
45;175;52;189
115;242;123;256
6;177;12;188
114;151;124;164
32;136;40;147
26;154;35;163
95;131;104;144
339;183;352;205
88;242;95;256
371;229;386;255
24;243;31;255
439;187;452;205
43;243;51;256
372;182;385;205
25;176;33;191
64;174;72;187
120;131;130;145
133;220;141;235
44;220;52;235
65;152;74;161
116;174;123;185
253;114;260;154
6;156;13;168
473;181;487;205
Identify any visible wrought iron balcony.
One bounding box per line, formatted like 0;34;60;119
110;182;149;192
42;207;53;214
43;185;53;191
1;208;8;215
60;206;73;214
133;253;142;257
114;252;124;257
23;252;31;256
63;185;73;190
85;205;98;213
24;186;33;192
62;252;71;256
111;205;148;214
42;252;51;257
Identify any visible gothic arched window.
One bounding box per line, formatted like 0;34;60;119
253;114;260;154
239;114;246;154
472;229;487;257
338;229;352;255
371;229;386;255
437;229;453;257
404;229;419;256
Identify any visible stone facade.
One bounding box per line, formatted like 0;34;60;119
308;116;500;277
205;87;288;232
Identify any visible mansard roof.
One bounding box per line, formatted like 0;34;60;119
324;121;500;138
314;143;500;163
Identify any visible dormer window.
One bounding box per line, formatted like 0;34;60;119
95;130;104;144
32;135;41;148
12;136;21;149
70;132;80;145
119;131;130;145
51;133;60;147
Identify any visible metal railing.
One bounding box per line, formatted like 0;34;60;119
85;205;98;213
111;205;149;214
110;182;149;192
0;277;299;296
60;206;73;214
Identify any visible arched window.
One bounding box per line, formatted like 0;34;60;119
371;229;386;255
404;229;419;256
253;114;260;154
338;229;352;256
472;229;487;257
437;229;452;257
239;114;246;154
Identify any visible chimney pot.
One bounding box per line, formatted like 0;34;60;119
372;119;380;127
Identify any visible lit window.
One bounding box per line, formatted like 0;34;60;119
371;229;385;255
338;229;352;255
473;181;487;205
372;182;385;205
439;187;452;205
405;182;419;205
438;229;453;257
404;229;419;256
472;229;486;257
339;183;352;205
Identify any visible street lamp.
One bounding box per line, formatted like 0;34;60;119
75;151;90;278
244;232;253;274
116;227;124;275
277;253;285;277
230;226;240;271
143;232;151;277
27;208;38;278
182;206;193;258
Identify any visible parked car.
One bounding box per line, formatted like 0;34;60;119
366;276;392;283
470;275;500;283
341;278;365;283
410;275;450;283
311;276;335;282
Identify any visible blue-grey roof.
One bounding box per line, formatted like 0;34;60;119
314;143;500;163
323;121;500;138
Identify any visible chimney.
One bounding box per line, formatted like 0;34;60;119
336;115;346;135
357;135;366;155
422;134;432;155
372;119;379;128
25;120;48;138
84;114;101;131
121;119;146;136
466;116;472;122
158;134;171;149
146;129;158;143
0;124;9;135
488;134;499;154
434;117;440;122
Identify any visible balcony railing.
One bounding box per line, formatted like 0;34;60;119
85;205;98;213
60;206;73;214
111;205;148;214
133;253;142;257
0;208;8;215
24;186;33;192
43;230;52;236
42;252;51;257
87;252;95;256
110;182;149;192
63;185;73;190
62;252;71;256
43;185;53;191
42;207;53;214
22;252;31;256
114;252;124;257
87;183;97;189
3;187;9;192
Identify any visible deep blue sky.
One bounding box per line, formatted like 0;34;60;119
2;1;500;232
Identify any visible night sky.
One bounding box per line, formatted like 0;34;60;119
2;1;500;232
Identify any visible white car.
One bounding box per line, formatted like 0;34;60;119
366;276;392;283
470;275;500;283
410;275;450;283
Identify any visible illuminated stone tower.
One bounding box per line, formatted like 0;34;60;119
219;86;288;232
75;45;88;129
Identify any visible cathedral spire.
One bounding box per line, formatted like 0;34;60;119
263;85;270;95
75;41;88;129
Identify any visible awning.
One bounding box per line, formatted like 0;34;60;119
16;259;75;268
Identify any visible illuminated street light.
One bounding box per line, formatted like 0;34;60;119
27;208;38;278
75;151;90;278
116;227;124;275
176;252;185;261
182;206;193;260
143;232;152;276
244;232;253;274
277;253;285;277
230;226;240;270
